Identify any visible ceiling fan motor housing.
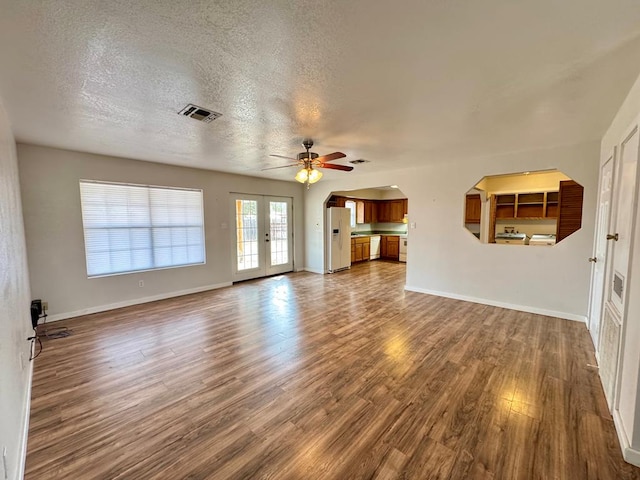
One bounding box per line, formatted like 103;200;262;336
297;152;319;161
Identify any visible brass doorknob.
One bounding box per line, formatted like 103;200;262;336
607;233;619;241
588;257;597;263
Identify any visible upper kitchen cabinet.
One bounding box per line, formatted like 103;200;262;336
377;199;406;223
326;187;408;225
464;169;583;245
327;195;347;207
356;200;377;224
465;194;481;223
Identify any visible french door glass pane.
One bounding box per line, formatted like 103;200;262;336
236;199;259;271
269;201;288;266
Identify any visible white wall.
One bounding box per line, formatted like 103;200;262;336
601;70;640;460
18;144;305;320
0;102;33;479
305;141;599;320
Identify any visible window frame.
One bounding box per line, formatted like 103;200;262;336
79;179;206;278
345;200;357;228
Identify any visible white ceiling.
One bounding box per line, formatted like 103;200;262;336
1;1;640;182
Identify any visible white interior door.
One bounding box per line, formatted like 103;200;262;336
588;151;616;350
598;123;639;410
231;194;293;282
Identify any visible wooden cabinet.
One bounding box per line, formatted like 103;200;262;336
493;190;560;219
516;192;544;218
387;237;400;259
356;201;365;224
389;200;404;222
380;235;400;260
327;195;347;208
495;194;516;218
355;200;377;224
376;200;406;223
364;201;376;223
330;197;407;223
546;191;559;218
376;201;389;222
351;237;371;263
465;194;481;224
556;180;583;242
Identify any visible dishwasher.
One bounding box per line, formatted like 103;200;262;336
369;235;381;260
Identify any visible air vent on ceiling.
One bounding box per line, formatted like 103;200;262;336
349;159;370;165
178;104;222;123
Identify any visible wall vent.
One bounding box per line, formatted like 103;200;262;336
178;104;222;123
613;272;624;301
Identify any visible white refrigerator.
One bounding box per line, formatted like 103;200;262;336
327;207;351;272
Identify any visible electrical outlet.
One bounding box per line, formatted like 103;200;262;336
138;280;144;287
42;301;48;311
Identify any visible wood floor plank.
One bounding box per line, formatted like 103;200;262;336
25;261;640;479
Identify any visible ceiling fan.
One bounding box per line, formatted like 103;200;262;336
263;139;353;186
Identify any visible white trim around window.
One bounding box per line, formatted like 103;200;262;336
79;180;205;277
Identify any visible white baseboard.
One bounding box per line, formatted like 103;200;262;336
303;267;325;274
613;409;640;467
403;285;587;323
18;351;34;479
46;282;232;322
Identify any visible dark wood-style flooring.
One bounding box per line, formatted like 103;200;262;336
26;261;640;479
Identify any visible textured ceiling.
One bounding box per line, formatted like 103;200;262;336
1;1;640;182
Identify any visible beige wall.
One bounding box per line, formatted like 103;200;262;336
305;141;599;320
0;101;32;479
18;144;305;320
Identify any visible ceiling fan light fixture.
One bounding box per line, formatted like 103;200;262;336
308;168;323;184
295;168;309;183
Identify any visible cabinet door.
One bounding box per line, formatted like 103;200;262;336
389;200;404;222
355;243;363;262
351;239;356;263
465;194;481;223
380;236;388;257
356;201;365;224
370;201;378;223
363;241;370;259
377;202;389;222
364;201;374;223
556;180;584;242
387;238;400;259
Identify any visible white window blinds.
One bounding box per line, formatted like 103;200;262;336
79;180;205;277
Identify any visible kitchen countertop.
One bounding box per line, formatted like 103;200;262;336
351;232;407;238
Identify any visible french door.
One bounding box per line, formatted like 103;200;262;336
231;194;294;282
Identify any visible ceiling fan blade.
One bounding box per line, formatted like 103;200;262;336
315;152;346;163
261;163;299;171
319;163;353;172
269;154;297;160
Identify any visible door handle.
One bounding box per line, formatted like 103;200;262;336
588;257;597;263
607;233;619;241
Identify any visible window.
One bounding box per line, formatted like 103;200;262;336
345;200;356;228
79;180;205;277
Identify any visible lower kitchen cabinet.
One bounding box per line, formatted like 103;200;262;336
380;236;400;260
351;237;371;263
